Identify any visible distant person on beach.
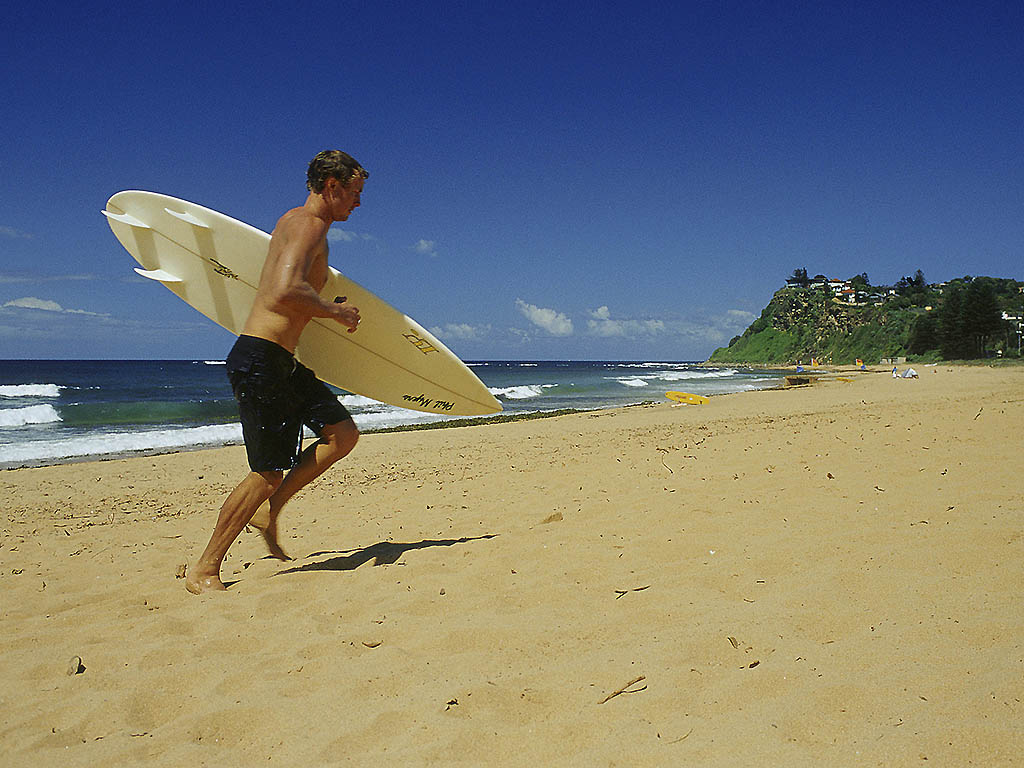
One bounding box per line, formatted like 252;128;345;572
186;150;367;594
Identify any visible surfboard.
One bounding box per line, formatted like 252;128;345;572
103;190;501;417
665;391;709;405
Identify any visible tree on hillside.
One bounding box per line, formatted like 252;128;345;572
849;272;870;291
908;313;939;354
896;269;926;294
962;280;1003;356
789;267;809;287
939;285;968;358
938;281;1004;358
895;269;933;307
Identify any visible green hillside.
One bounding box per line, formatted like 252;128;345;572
708;274;1023;365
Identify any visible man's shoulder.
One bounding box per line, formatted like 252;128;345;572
273;206;330;240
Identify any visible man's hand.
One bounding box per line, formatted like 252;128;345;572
333;296;360;333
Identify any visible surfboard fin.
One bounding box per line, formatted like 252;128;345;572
102;210;150;228
164;208;210;228
134;267;183;283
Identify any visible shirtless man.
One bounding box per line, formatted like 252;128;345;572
186;150;368;594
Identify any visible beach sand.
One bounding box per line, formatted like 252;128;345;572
2;365;1021;766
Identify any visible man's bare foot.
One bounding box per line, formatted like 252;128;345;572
185;569;228;595
248;519;292;561
244;501;291;560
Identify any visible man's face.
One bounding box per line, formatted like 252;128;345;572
327;176;364;221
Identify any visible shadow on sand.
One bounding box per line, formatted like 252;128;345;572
275;534;498;575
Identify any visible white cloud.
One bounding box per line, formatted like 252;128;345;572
687;309;755;346
327;229;375;243
4;297;63;312
515;299;574;336
644;309;757;348
413;239;438;257
429;322;491;341
587;306;665;338
2;296;108;316
509;327;532;345
0;273;98;284
726;309;756;323
0;226;33;240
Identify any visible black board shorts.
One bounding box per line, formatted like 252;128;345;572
225;335;352;472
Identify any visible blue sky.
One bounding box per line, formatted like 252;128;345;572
2;1;1021;360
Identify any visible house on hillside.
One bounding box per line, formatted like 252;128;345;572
782;273;865;300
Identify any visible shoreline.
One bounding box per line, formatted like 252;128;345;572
4;365;1021;765
0;406;622;472
0;361;784;471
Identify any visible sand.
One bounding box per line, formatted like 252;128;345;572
2;365;1021;766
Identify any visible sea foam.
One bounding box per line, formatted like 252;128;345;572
0;405;62;427
0;423;243;466
653;369;738;381
340;393;383;409
490;384;554;400
0;383;62;398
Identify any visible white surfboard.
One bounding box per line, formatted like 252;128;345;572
103;190;501;417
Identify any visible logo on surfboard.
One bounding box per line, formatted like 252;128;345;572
403;331;439;355
402;393;454;411
209;258;239;280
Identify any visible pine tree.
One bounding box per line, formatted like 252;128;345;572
939;285;968;359
908;313;939;354
962;280;1002;357
938;280;1003;359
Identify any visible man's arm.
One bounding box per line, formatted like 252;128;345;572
262;214;360;331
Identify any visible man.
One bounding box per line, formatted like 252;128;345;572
186;150;368;594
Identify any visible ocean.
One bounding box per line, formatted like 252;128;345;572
0;359;786;469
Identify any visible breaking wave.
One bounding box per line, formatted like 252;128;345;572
0;383;62;398
0;405;62;427
490;384;556;400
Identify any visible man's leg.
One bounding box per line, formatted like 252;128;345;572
251;419;359;559
186;469;283;594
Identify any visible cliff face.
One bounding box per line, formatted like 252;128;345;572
708;288;918;364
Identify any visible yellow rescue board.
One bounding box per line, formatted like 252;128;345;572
665;391;709;405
